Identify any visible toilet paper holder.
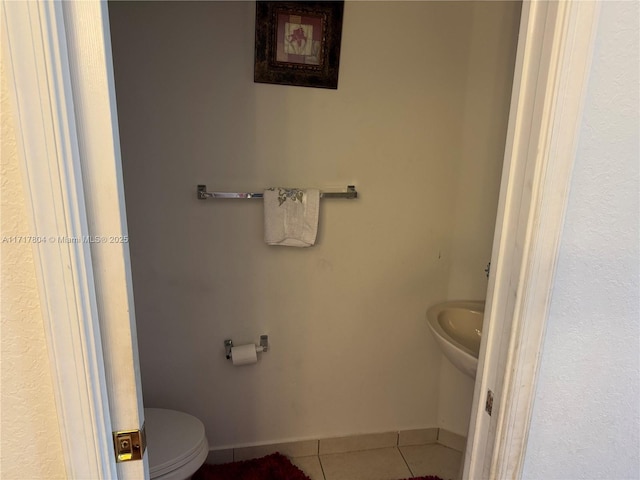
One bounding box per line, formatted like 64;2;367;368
225;335;269;360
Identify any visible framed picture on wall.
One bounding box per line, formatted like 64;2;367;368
254;1;344;89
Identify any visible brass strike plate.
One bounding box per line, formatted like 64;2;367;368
113;423;146;462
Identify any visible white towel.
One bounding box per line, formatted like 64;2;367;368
264;188;320;247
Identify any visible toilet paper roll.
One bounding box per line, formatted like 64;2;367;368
231;344;258;366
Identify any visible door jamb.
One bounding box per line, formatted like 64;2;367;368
464;1;600;477
2;1;117;478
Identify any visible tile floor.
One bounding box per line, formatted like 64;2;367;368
289;444;462;480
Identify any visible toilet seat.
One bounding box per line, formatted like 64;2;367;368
145;408;209;480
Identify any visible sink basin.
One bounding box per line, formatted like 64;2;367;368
426;300;485;378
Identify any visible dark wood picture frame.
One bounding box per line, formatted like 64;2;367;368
254;1;344;89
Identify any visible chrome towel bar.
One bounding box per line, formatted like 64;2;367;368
197;185;358;200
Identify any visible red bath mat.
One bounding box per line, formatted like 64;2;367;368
401;477;444;480
192;452;444;480
192;453;310;480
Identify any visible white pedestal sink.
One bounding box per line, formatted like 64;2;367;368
426;300;485;379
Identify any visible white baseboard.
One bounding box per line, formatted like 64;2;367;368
206;427;465;465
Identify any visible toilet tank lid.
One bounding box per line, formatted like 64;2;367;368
144;408;208;476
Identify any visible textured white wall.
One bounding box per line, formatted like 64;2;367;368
0;54;67;479
522;2;640;478
109;1;519;447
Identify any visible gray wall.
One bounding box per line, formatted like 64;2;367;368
109;0;520;448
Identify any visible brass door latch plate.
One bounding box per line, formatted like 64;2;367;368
113;424;146;462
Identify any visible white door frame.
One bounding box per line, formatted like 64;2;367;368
3;1;146;478
2;1;116;478
463;1;599;478
3;1;599;478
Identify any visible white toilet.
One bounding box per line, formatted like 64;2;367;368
145;408;209;480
